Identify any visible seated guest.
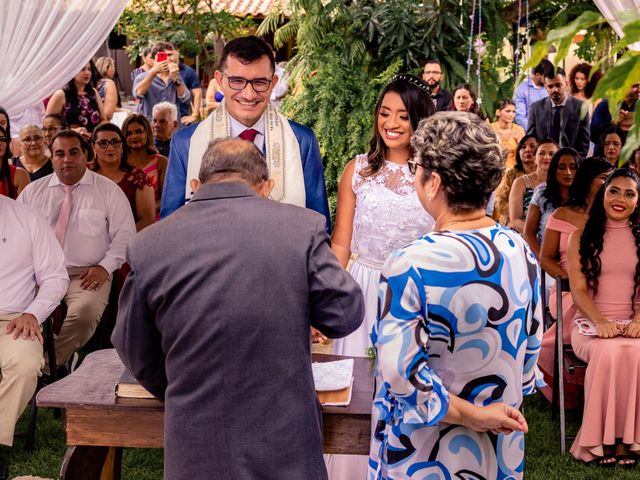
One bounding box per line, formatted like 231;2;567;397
112;138;364;480
567;169;640;466
46;62;106;135
591;83;639;154
14;125;53;181
568;62;603;105
490;99;525;169
123;114;167;214
0;195;68;477
18;130;135;372
370;111;539;479
42;113;68;149
599;126;624;167
509;139;558;232
452;84;486;120
527;66;590;158
537;157;613;406
626;147;640;176
151;102;178;158
91;124;155;231
0;107;9;134
94;57;125;122
494;134;537;225
524;148;579;258
0;126;29;198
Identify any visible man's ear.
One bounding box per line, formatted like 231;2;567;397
255;179;275;198
190;178;201;194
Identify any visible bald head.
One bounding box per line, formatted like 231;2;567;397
198;138;269;186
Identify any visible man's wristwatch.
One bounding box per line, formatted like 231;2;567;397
174;78;183;86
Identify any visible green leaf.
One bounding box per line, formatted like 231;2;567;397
592;52;640;118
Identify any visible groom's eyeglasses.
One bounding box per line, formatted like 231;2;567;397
221;72;273;92
407;159;426;175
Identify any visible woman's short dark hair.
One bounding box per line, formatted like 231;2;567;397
0;125;14;198
44;113;68;129
580;169;640;311
566;157;614;209
568;62;603;98
541;147;581;210
91;123;131;173
122;114;158;156
514;134;538;173
412;111;504;213
363;74;435;177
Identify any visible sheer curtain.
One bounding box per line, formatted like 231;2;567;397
0;0;130;118
593;0;640;51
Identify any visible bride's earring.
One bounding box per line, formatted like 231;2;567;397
427;193;433;200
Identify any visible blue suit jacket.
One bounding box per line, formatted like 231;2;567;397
160;119;331;231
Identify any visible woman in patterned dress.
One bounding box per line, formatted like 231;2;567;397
369;111;542;479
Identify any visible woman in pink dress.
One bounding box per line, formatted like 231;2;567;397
122;114;168;215
567;168;640;466
537;157;613;406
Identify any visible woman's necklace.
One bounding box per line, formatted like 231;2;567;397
437;215;490;231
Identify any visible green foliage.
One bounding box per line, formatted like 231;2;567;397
523;10;640;162
117;0;255;70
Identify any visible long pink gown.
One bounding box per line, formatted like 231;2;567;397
570;219;640;461
537;215;580;408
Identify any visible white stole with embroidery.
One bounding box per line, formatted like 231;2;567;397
185;101;306;207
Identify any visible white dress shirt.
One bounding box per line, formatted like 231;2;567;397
229;114;265;152
0;196;69;324
17;170;136;274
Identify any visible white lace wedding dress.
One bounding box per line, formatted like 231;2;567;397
327;155;434;480
333;154;435;358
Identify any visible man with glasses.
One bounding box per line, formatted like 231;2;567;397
422;59;452;112
133;41;191;125
160;36;330;230
18;130;135;377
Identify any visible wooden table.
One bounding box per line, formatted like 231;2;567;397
37;349;374;479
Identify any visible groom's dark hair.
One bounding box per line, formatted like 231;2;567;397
220;36;275;74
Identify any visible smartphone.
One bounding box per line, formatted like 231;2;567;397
155;51;167;63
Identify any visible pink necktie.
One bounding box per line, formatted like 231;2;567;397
55;185;74;246
239;129;259;143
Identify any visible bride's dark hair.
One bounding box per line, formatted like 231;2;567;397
363;74;435;177
580;169;640;312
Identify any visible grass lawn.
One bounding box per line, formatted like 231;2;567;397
8;390;640;478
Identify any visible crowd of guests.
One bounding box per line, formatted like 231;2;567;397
1;33;640;480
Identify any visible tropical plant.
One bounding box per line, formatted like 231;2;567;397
523;10;640;161
117;0;255;71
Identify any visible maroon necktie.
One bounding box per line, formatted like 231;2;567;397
239;129;259;143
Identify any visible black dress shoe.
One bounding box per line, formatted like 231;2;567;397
0;456;8;480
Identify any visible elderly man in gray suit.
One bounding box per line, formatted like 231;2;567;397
112;138;364;480
527;66;590;158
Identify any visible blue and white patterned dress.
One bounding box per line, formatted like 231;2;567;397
368;224;542;479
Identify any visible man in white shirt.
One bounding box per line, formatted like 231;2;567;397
0;196;68;476
18;130;136;372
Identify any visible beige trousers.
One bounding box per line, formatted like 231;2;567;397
0;313;44;446
52;267;112;369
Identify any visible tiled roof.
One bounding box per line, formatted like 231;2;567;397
209;0;286;17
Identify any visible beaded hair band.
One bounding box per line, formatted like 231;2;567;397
389;74;432;96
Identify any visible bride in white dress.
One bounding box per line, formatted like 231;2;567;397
327;74;436;479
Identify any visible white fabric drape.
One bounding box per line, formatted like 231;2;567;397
0;0;130;118
593;0;640;51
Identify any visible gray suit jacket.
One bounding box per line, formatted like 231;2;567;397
112;182;364;480
526;95;590;157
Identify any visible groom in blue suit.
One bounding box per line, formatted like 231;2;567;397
160;36;330;230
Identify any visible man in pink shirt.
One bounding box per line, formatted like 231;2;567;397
18;130;136;374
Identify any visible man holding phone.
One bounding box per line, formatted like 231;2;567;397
132;41;190;124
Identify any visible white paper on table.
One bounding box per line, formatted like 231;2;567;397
312;359;354;391
574;318;632;336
